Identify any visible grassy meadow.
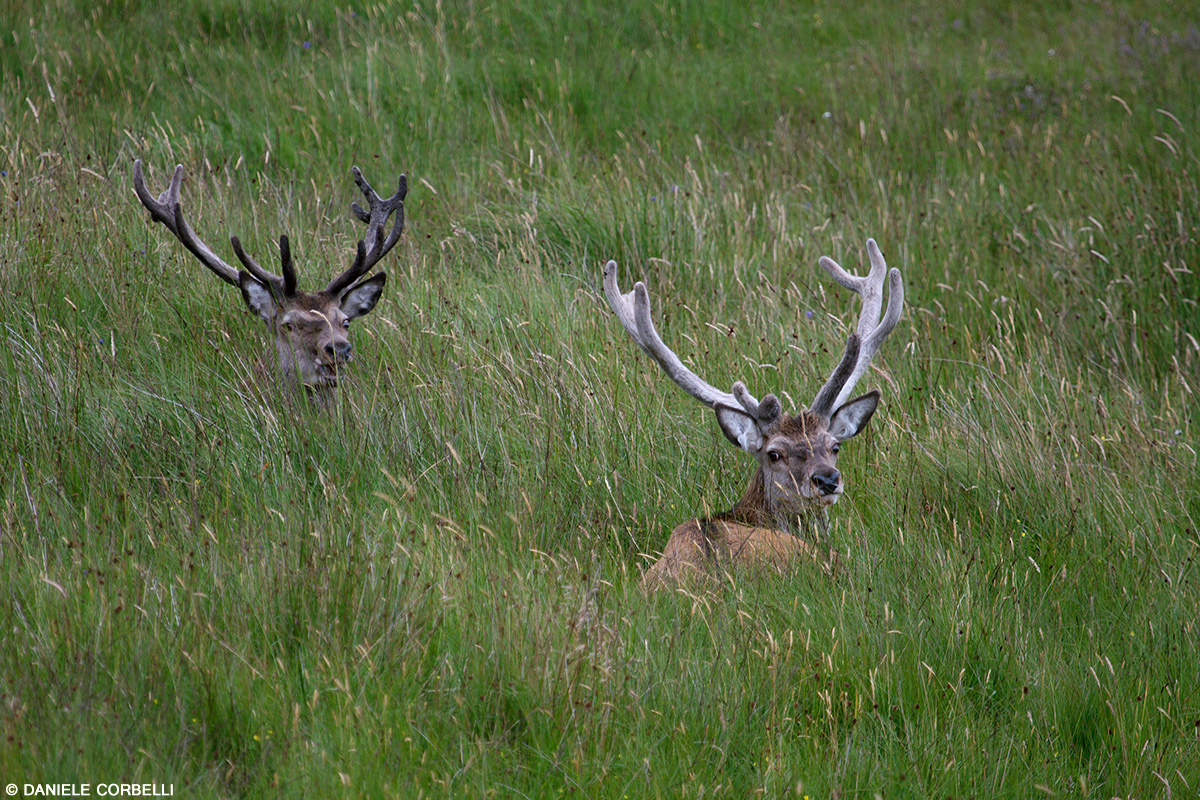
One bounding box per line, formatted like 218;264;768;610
2;0;1199;796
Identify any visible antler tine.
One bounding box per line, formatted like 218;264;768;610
278;235;297;296
602;260;762;416
132;160;242;288
809;334;861;417
810;238;905;412
819;238;888;337
325;167;407;295
230;235;286;294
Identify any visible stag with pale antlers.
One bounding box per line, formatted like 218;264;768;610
133;160;406;402
603;239;904;588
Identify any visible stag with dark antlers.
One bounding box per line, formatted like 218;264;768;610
603;240;904;587
133;160;406;402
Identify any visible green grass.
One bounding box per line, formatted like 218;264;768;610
2;0;1199;797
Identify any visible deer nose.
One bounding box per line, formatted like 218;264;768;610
325;341;353;362
812;470;841;496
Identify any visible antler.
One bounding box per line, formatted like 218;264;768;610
133;160;241;287
809;238;904;415
230;235;293;297
602;261;780;429
133;160;292;295
324;167;407;296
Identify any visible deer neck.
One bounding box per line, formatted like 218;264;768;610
724;467;828;539
254;354;339;411
303;383;338;409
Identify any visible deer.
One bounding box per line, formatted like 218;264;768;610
603;239;904;588
132;159;406;403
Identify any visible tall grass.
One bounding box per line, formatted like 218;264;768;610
1;0;1198;797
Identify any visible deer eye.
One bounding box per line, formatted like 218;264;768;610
767;450;782;464
342;319;351;330
831;443;841;455
282;322;293;332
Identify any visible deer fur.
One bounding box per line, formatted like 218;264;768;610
641;401;876;588
239;265;386;397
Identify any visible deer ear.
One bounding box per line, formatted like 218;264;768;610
340;272;386;320
828;390;879;441
715;405;764;452
238;272;275;320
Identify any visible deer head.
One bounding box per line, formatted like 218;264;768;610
603;239;903;533
132;160;406;397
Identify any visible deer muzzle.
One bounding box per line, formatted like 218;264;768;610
811;469;841;497
324;340;353;363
